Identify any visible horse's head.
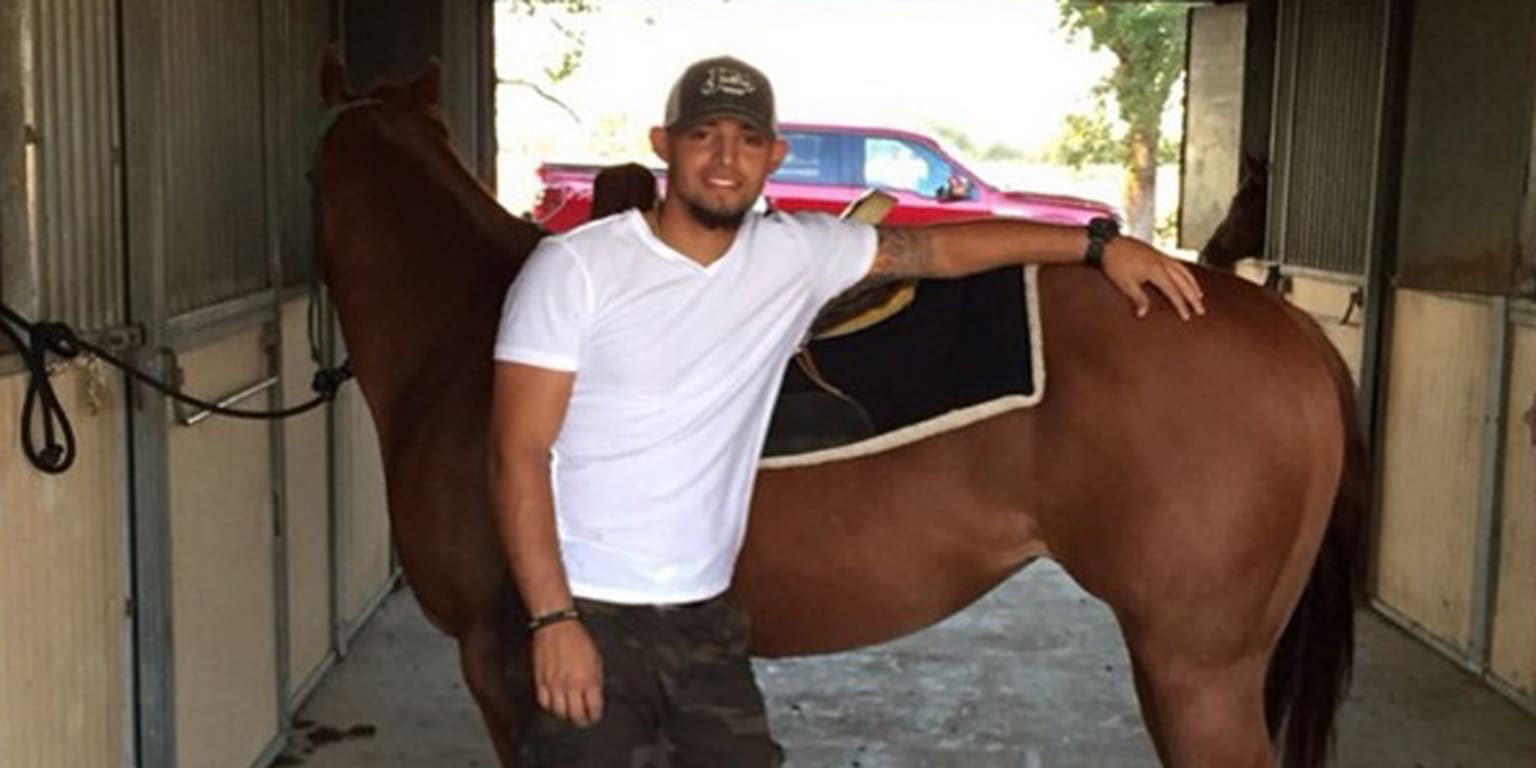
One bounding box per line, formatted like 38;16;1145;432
314;48;541;275
1200;154;1269;271
318;48;453;162
313;50;469;295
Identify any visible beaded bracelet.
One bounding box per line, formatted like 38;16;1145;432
527;606;582;632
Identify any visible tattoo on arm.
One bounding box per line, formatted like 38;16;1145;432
870;226;935;282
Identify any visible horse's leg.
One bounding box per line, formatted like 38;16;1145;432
1100;484;1325;768
458;616;531;767
1121;624;1274;768
388;463;531;765
1102;491;1326;768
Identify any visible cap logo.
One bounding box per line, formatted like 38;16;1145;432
700;66;757;98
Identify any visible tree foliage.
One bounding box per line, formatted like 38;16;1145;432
1052;98;1180;169
1057;3;1187;146
1052;97;1118;169
1054;2;1188;237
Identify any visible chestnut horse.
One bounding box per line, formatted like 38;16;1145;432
316;55;1366;768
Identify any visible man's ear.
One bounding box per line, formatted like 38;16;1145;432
767;137;789;174
649;127;671;163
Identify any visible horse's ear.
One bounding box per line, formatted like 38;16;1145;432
1241;153;1270;180
412;58;444;105
320;45;352;106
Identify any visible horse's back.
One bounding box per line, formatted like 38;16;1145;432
1029;265;1346;613
1036;265;1343;434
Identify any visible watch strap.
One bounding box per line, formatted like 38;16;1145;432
1084;217;1119;269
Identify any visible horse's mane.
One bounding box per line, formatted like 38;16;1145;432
335;69;542;260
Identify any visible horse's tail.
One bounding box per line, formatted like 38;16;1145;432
1263;317;1371;768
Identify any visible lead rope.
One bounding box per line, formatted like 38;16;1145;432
0;301;351;474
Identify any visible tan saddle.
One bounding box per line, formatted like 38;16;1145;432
809;189;917;339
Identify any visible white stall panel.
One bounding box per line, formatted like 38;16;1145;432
1288;275;1364;382
282;297;332;697
168;329;277;767
1376;290;1491;648
0;365;128;768
1490;322;1536;697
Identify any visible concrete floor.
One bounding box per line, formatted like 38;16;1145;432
280;562;1536;767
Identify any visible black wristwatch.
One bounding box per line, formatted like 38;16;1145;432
1083;216;1120;269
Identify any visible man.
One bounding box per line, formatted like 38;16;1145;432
489;55;1203;767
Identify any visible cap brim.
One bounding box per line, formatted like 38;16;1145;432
667;105;776;136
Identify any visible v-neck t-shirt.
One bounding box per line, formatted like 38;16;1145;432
494;209;877;603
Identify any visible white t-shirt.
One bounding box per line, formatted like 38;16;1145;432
494;209;877;604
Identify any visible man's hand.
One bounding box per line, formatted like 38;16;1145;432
1102;239;1205;320
532;621;605;727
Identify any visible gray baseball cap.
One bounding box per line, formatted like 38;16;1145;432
663;56;776;136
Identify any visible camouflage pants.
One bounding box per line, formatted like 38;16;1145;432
519;596;784;768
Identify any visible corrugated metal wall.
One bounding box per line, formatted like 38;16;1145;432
32;0;125;331
158;0;270;316
0;4;28;315
1269;0;1389;275
266;0;333;286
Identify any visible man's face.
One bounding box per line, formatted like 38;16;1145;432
651;117;787;230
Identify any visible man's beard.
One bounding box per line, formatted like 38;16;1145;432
679;191;751;231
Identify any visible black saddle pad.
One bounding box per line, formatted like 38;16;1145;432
764;266;1036;456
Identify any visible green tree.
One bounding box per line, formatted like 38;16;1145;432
1055;2;1187;238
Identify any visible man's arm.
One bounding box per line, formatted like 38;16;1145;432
488;361;603;727
870;219;1205;320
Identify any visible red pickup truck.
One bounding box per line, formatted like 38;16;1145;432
532;122;1118;232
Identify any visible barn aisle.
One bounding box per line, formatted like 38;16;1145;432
281;562;1536;767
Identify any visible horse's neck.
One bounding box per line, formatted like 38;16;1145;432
425;141;544;261
322;136;541;417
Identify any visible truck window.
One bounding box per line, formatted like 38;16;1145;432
862;137;957;198
770;131;841;185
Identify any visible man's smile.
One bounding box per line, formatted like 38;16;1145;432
703;175;744;190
